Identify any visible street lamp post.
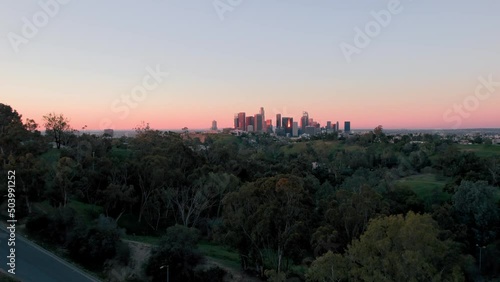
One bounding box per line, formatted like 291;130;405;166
160;265;169;282
476;244;486;273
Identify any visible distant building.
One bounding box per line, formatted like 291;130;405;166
265;119;272;133
260;107;265;130
238;112;246;131
254;114;263;132
301;112;309;131
247;125;254;132
275;127;285;136
326;121;332;130
211;120;218;131
292;122;298;137
245;116;254;132
103;129;114;137
305;126;316;136
234;114;239;129
276;114;282;128
336;121;339;132
282;117;293;135
333;123;337;131
344;121;351;133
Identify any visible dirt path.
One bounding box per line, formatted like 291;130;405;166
122;239;261;282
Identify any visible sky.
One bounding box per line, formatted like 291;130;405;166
1;0;500;130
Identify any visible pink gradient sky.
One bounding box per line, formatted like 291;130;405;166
1;1;499;130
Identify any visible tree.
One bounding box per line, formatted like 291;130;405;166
306;251;348;282
145;225;203;282
43;113;72;149
136;155;168;223
14;153;46;214
98;184;136;222
373;125;384;136
67;215;127;271
345;212;464;281
223;175;312;277
53;157;80;207
167;171;238;228
323;184;388;250
452;180;499;245
0;103;27;162
167;182;216;228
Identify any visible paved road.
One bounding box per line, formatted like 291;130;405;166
0;227;100;282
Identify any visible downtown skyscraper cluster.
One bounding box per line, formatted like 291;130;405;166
233;107;351;137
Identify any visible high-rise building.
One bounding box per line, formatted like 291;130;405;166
305;126;316;135
326;121;332;129
238;112;246;130
344;121;351;133
282;117;293;135
245;116;254;132
336;121;339;132
260;107;265;126
234;114;239;129
254;114;263;132
301;112;309;131
265;119;272;133
292;122;298;137
211;120;218;130
276;114;282;128
333;123;337;131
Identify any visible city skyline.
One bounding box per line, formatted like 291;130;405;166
1;1;500;130
231;106;350;138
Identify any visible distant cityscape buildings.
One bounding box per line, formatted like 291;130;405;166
211;120;218;131
233;107;352;137
344;121;351;133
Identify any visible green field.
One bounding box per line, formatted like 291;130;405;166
397;174;451;205
198;241;241;270
457;144;500;157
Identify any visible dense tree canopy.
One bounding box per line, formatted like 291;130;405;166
2;104;500;281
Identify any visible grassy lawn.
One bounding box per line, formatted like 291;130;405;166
198;241;241;270
457;144;500;157
110;147;132;160
397;174;451;205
